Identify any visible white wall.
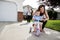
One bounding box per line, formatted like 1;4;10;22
0;1;17;21
0;0;24;12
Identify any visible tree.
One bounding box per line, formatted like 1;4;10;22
48;0;60;7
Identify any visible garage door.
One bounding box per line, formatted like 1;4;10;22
0;1;17;21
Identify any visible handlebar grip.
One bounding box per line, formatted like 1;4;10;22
34;20;43;22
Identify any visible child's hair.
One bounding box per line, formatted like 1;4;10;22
35;10;40;16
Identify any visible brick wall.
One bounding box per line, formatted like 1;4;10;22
18;11;23;22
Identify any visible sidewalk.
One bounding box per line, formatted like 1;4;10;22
0;21;60;40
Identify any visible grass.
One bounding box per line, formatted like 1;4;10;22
45;20;60;32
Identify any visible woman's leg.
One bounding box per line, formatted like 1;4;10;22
42;21;47;30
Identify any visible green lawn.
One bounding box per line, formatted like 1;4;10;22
45;20;60;32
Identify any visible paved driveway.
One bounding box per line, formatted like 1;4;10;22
0;21;60;40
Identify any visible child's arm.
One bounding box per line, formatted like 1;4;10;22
32;15;36;21
32;16;35;20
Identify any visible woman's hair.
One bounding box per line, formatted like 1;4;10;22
37;5;45;13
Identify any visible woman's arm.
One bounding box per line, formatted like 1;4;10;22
44;11;49;20
32;10;35;16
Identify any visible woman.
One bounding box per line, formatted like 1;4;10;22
37;5;49;32
32;5;49;32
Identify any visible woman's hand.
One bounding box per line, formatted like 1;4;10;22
42;19;46;22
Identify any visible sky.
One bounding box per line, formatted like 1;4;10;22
23;0;60;12
23;0;49;10
23;0;39;8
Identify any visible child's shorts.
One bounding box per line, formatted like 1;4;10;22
33;21;43;26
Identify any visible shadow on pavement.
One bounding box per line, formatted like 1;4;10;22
27;32;60;40
20;22;29;26
0;22;17;33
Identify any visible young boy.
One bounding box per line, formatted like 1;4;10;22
32;11;44;32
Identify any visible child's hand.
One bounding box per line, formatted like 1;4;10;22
32;18;35;20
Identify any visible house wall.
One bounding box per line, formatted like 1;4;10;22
57;13;60;19
0;0;24;12
0;0;25;21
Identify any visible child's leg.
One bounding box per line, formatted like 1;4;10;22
39;23;43;32
33;24;36;32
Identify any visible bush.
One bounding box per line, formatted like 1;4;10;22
47;10;57;20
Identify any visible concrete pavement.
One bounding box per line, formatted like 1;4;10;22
0;21;60;40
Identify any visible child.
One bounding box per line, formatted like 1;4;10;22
32;11;44;32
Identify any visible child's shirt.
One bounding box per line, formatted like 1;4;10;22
33;15;44;22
